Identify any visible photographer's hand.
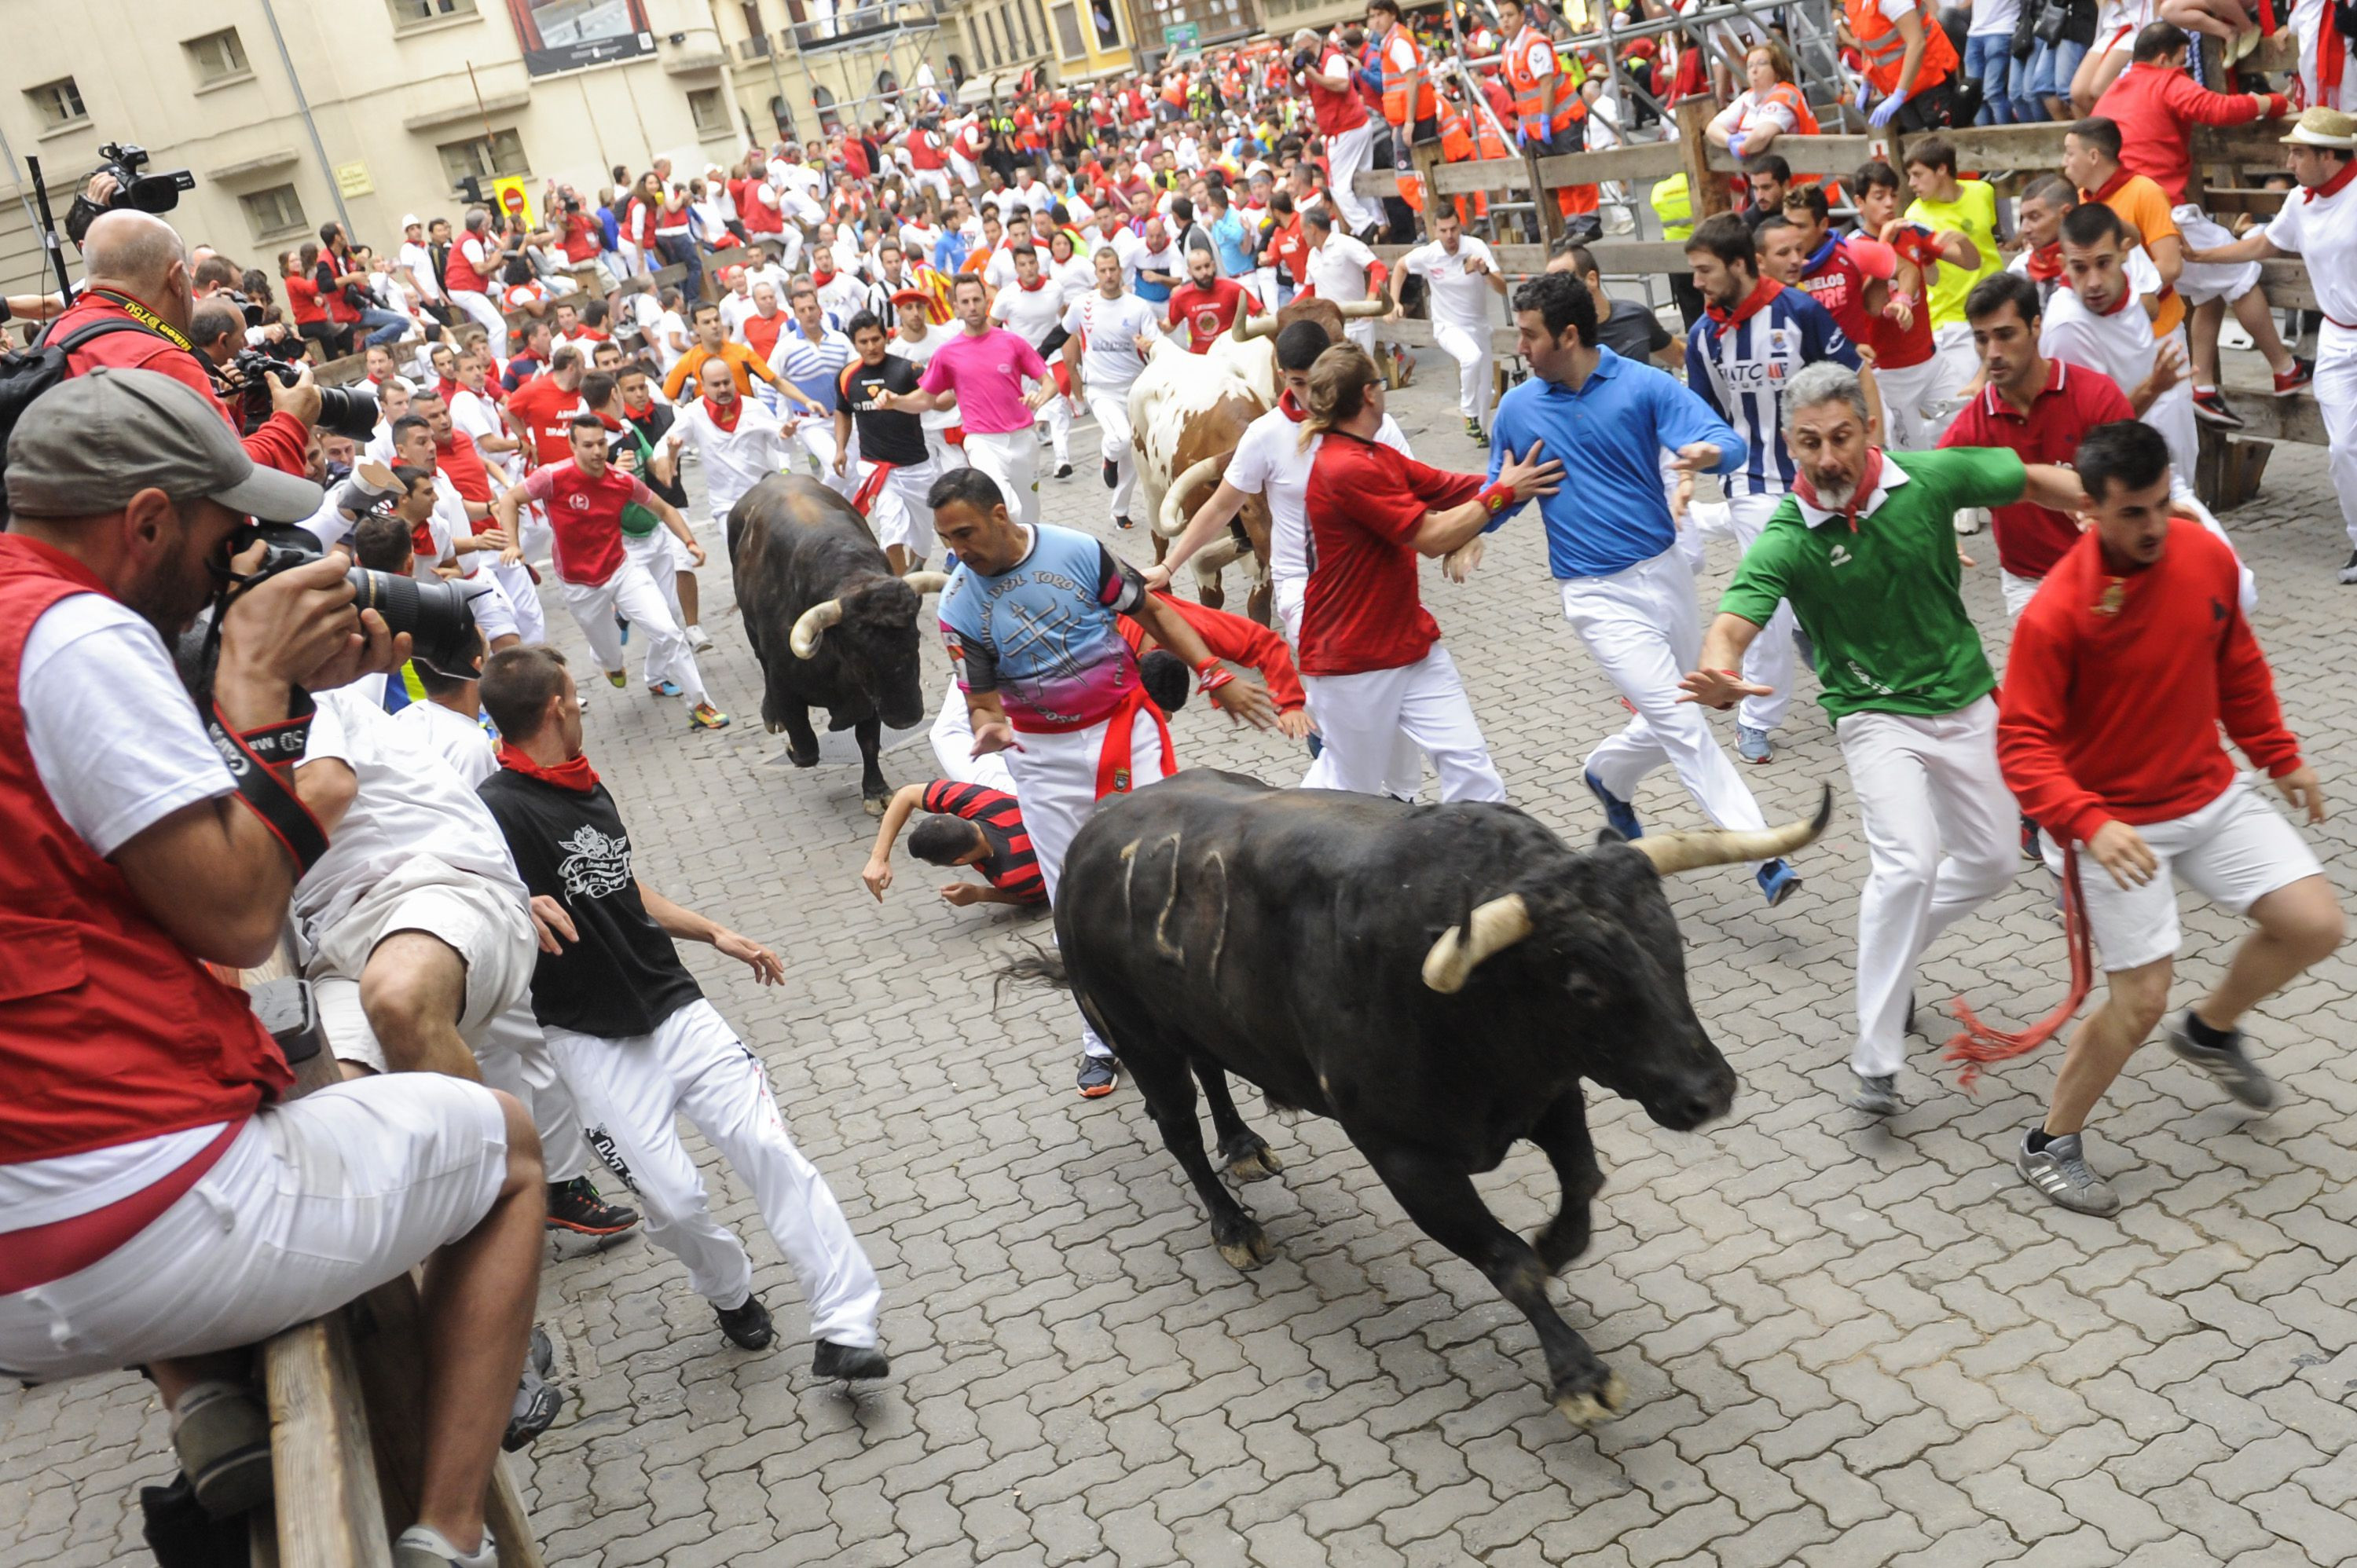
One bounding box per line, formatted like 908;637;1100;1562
267;360;323;429
214;547;407;728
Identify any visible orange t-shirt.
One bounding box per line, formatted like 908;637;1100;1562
2088;172;2187;339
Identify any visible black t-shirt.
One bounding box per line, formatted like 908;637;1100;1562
621;401;690;507
477;771;702;1038
838;354;929;466
1596;295;1673;364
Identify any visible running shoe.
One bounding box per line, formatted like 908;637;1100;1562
1077;1053;1119;1097
716;1293;775;1350
2017;1130;2119;1215
1055;462;1073;478
688;702;731;731
1737;724;1772;764
2342;548;2357;586
394;1526;498;1568
2275;357;2314;395
1757;858;1800;906
687;624;714;653
812;1340;892;1380
2164;1010;2276;1109
617;615;631;645
1584;769;1643;840
2191;388;2245;428
545;1176;640;1236
647;679;682;698
1851;1071;1902;1116
605;669;627;689
1464;416;1489;448
1103;458;1120;489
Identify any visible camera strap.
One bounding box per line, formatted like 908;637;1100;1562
85;288;193;353
207;691;328;875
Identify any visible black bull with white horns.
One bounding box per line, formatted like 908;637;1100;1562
1010;770;1831;1426
728;474;948;815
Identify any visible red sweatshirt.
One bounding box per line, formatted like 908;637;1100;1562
1120;590;1306;712
2094;61;2287;207
1998;520;2301;844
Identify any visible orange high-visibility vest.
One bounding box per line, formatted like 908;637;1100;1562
1504;26;1579;143
1762;80;1820;135
1379;26;1438;127
1844;0;1956;97
1437;102;1486;222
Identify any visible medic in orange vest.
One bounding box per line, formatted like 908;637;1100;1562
1368;0;1437;212
1843;0;1959;129
1497;0;1596;220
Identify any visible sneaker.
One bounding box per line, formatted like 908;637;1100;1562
688;624;714;653
1584;769;1643;840
545;1176;640;1236
504;1333;564;1452
647;678;683;698
688;702;731;731
2191;387;2245;427
2017;1130;2120;1215
812;1340;892;1380
169;1380;273;1519
1736;724;1772;764
394;1526;498;1568
604;669;627;689
1851;1071;1902;1116
616;614;631;645
1464;416;1489;448
1953;508;1983;537
1103;458;1120;489
2165;1009;2276;1109
2342;548;2357;586
1055;462;1073;479
1076;1053;1119;1097
2275;357;2314;395
716;1293;775;1350
1756;858;1800;907
1115;515;1135;530
2020;815;2042;861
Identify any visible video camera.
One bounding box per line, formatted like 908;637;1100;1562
226;349;378;441
229;519;485;680
62;143;196;246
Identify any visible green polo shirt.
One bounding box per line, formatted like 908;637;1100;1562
1721;447;2025;722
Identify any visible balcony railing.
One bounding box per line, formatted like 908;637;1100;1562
783;0;938;51
738;34;773;57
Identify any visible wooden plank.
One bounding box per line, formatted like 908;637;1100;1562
1574;240;1694;276
264;1315;393;1568
1375;243;1546;273
2257;257;2315;313
1351;167;1401;199
1424;157;1532;197
1901;122;2073;172
485;1461;548;1568
1535;140;1684;185
1703;134;1872;179
2217;388;2325;445
2201;186;2289;218
1678;100;1732;219
2191;120;2297;167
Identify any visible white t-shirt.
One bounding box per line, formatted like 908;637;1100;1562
1060;291;1165;397
398;240;445;300
1399;236;1501;331
720;291;759;339
1303;232;1379;304
651;309;691;372
2040;279;2199;481
665;397;794;520
1969;0;2022;36
450;388;514;477
888;324;963;431
991;279;1069;347
391;700;497;789
2266;175;2357;327
1226;405;1412;591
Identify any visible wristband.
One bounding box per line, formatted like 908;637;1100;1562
1478;481;1516;516
1888;291;1918;310
1193;655;1233;696
208;698;329;875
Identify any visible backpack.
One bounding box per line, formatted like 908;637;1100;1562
0;317;167;485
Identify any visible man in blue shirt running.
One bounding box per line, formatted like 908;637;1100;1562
1486;272;1802;906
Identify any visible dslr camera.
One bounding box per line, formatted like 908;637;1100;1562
229;520;486;679
227;349;379;441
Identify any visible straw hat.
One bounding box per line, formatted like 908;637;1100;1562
2280;107;2356;149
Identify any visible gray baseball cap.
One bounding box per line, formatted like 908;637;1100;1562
5;365;324;524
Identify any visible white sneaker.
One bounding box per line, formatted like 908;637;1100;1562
394;1526;497;1568
687;624;713;653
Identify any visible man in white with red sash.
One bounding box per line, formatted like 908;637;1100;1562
444;208;511;360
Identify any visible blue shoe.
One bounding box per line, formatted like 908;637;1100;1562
616;614;632;645
647;679;683;698
1758;858;1801;907
1737;724;1772;764
1584;770;1642;840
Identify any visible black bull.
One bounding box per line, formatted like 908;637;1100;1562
1014;771;1830;1425
727;474;944;815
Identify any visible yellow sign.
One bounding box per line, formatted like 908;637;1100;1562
334;160;373;197
490;175;537;229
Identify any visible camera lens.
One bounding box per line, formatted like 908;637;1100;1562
345;567;483;678
314;384;379;442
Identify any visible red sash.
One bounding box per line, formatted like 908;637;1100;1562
1094;684;1172;799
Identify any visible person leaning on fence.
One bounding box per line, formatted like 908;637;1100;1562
0;368;545;1568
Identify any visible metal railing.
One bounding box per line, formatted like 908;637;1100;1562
739;34;774;58
785;0;939;51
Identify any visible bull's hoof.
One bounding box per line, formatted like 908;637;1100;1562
1222;1145;1284;1182
1552;1372;1629;1431
863;796;888;819
765;720;785;735
1215;1225;1276;1271
784;746;819;768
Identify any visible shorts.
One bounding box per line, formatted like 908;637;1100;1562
2172;207;2264;307
306;858;536;1072
2045;776;2323;973
0;1075;508;1382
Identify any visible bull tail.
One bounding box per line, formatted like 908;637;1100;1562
999;943;1071;995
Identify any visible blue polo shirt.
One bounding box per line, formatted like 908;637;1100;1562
1485;346;1747;581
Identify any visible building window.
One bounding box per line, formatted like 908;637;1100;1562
26;78;86;130
1088;0;1120;48
183;28;251;85
1050;1;1084;56
240;184;306;240
769;93;795;134
437;129;527;189
947;52;967;82
965;20;984;67
687;87;729;135
389;0;477;24
1014;0;1036;57
984;13;1003;64
812;84;838;133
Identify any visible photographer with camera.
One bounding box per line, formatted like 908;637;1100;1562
46;211;318;478
0;367;544;1568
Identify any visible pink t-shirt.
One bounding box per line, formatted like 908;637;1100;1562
918;326;1048;435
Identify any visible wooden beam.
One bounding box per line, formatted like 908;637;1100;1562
1571;240;1693;275
1535;139;1683;185
2217;389;2325;445
1704;134;1872;179
1351;167;1399;199
1900;122;2073;172
2258;257;2315;313
1428;157;1530;196
264;1315;393;1568
1376;243;1546;272
2191;119;2299;167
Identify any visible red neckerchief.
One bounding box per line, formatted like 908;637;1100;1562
437;376;460;403
704;395;743;433
596;410;622;431
1792;447;1886;533
1018;274;1048;291
2025;241;2062;281
2308;157;2357;203
622;395;654;419
498;741;599;793
813;269;838;287
1277;388;1308;423
2084;167;2135;206
1705;274;1783;328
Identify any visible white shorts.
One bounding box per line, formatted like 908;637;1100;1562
0;1075;508;1382
2047;777;2324;973
2171;207;2264;308
306;858;536;1072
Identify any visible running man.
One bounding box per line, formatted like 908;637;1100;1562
877;276;1059;526
1392;206;1508;446
836;310;943;573
1054;248;1166;531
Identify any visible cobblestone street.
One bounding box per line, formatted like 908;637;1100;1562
6;356;2357;1568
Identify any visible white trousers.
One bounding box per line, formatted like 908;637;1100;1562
1432;319;1492;426
2172;208;2264;306
559;557;709;705
865;456;942;561
489;559;546;644
924;425;968;474
478;1004;590;1185
1328;119;1385;235
929;680;1018;792
1277;577;1423;797
1876;354;1947;452
447;289;508;361
913;167;954;205
1006;707;1171;1061
948;154;982;192
307;858;536;1075
1086;391;1138;522
964;429;1039;526
1838;697;2018;1077
1346;319;1376;356
1725;491;1798;734
1562;552;1769;833
1930;321;1979;406
2000;568;2042;618
622;528;691;673
546;999;881;1344
2316;321;2357;548
1300;645;1505;803
1037;387;1072;465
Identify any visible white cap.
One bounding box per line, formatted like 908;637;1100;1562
401;213;422;229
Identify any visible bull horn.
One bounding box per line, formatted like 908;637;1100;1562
1629;784;1835;877
1157;454;1226;538
902;570;951;595
1336;296;1390;319
1421;894;1534;995
1233;310;1275;340
789;598;845;658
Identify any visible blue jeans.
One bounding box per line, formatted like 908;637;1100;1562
1965;33;2018;123
2025;37;2084;112
357;306;411;347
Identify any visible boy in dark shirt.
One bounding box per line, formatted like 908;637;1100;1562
476;646;889;1377
835;311;940;573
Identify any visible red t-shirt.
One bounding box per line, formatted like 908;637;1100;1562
284;273;328;325
1998;520;2300;844
1938;359;2135;581
2095;61;2280;207
1265;217;1308;284
1871;225;1941;371
1299;434;1481;676
559;211;603;264
505;373;591;465
515;459;658;587
437;428;494;507
742;310;786;363
1794;235;1887;350
1166;277;1258;350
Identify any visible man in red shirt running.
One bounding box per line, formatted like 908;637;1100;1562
1167;245;1262;351
1996;420;2342;1216
504;346;594;467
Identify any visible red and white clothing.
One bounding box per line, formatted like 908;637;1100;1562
1311;44;1384;235
665;396;794;522
1938;360;2137;611
514;460;708;702
2294;0;2357;111
1398;236;1501;423
2265;156;2357;548
444;229;508;357
1060;290;1164;523
2040;265;2200;485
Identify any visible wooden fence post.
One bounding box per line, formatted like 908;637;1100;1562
1677;99;1732;218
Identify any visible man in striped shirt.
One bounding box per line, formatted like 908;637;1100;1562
767;282;860;496
1684;214;1874;764
861;779;1047;908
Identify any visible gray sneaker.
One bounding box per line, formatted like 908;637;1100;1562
1851;1072;1902;1116
2165;1011;2276;1109
2017;1131;2120;1216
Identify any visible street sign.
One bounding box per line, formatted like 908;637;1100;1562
1164;21;1200;53
490;175;536;229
